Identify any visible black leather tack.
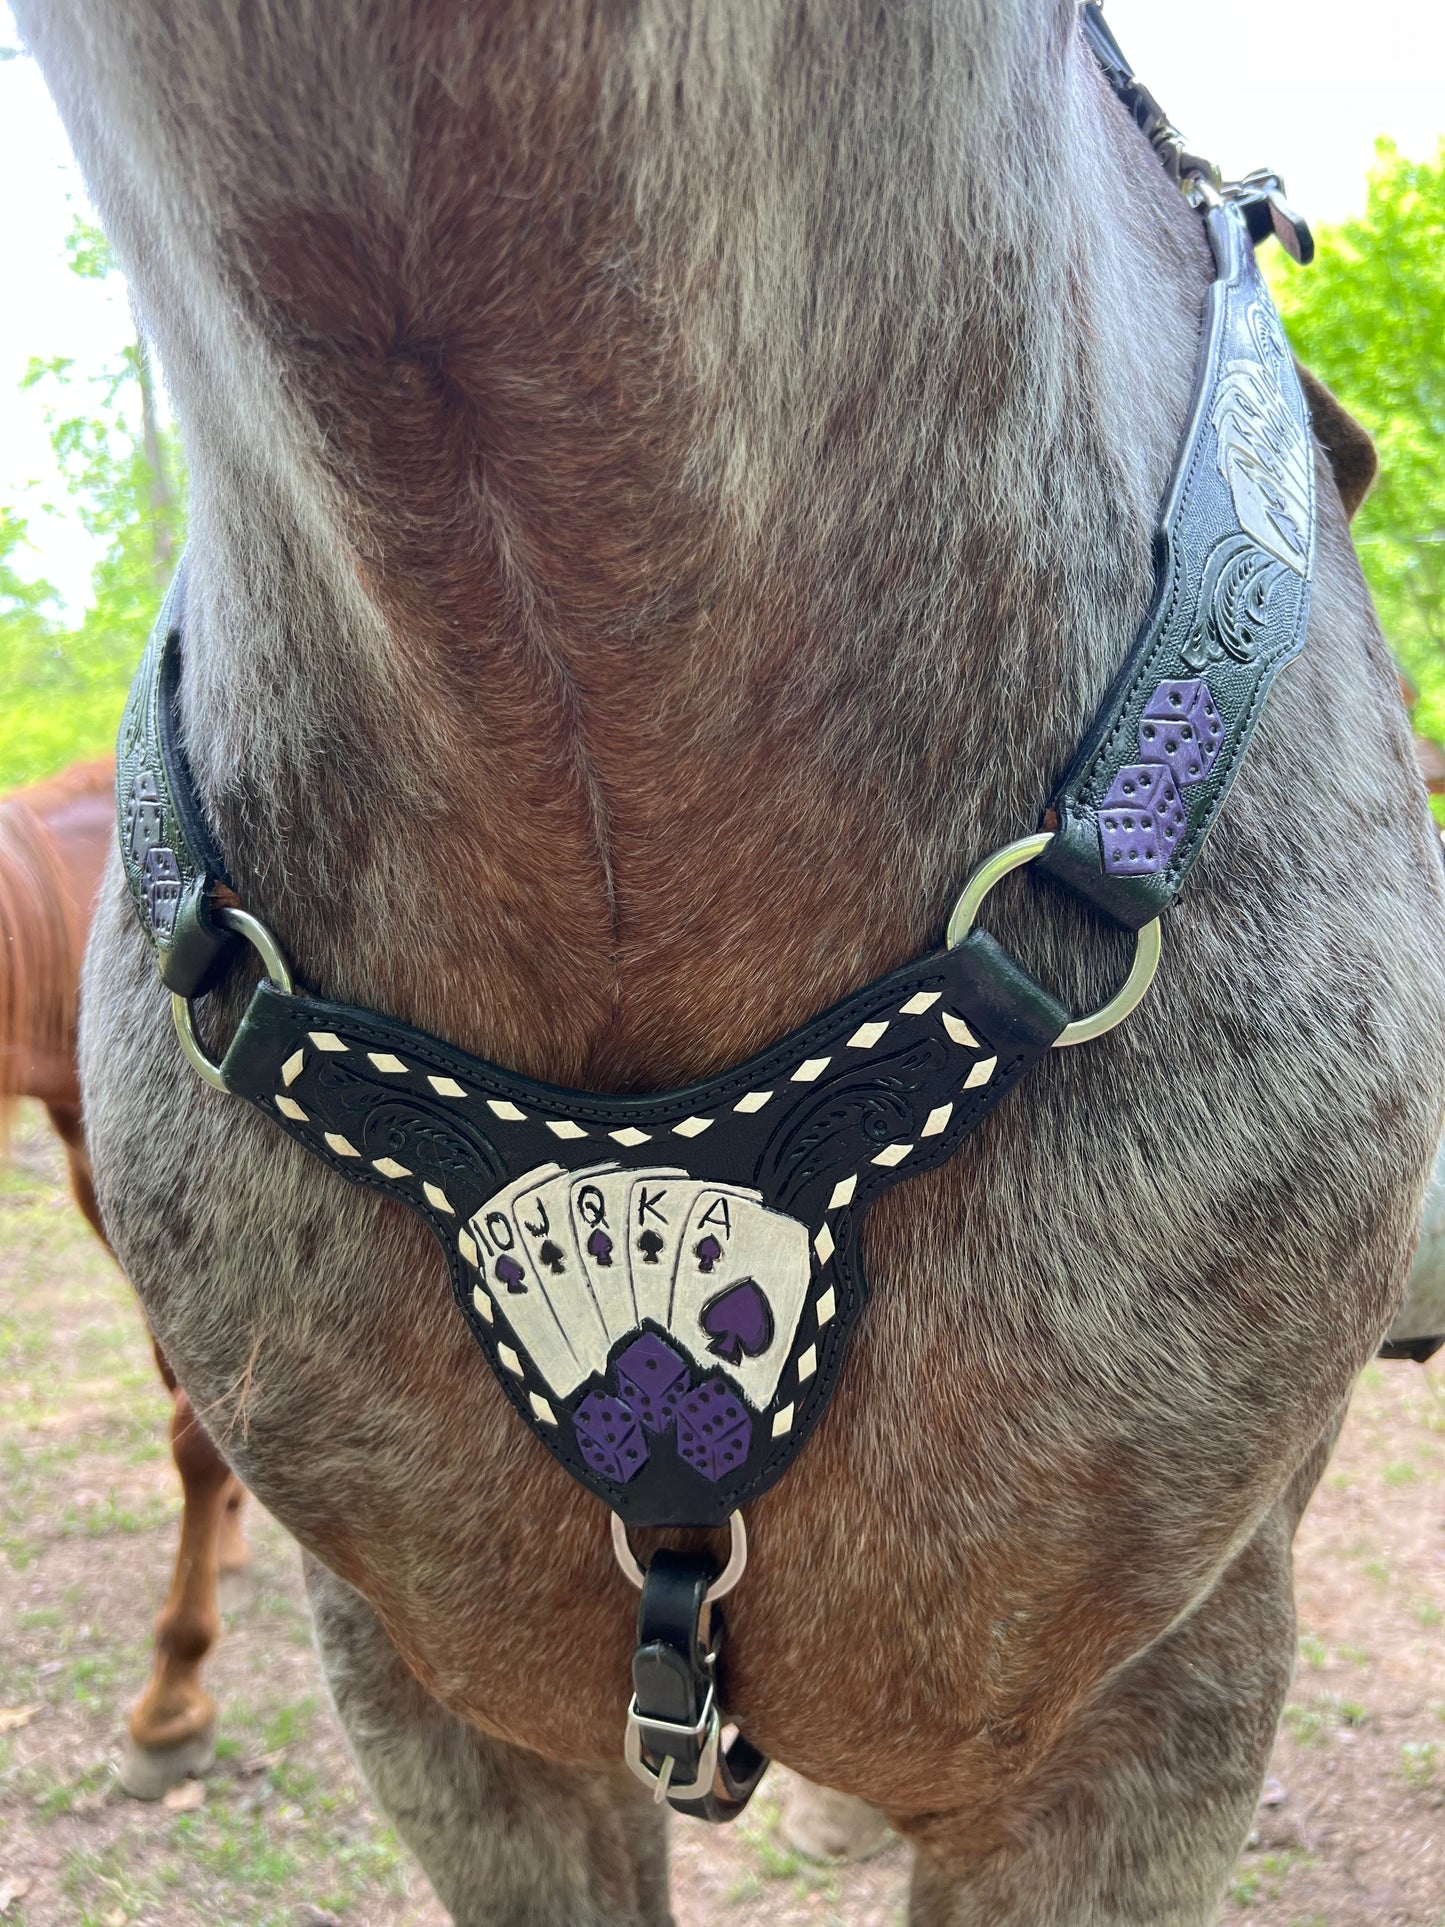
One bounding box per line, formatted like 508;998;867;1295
630;1550;768;1822
1377;1334;1445;1365
212;928;1065;1527
115;562;238;997
1039;203;1315;931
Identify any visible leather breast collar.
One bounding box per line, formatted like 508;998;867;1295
114;7;1319;1816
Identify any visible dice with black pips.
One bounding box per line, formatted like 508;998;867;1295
614;1333;690;1435
572;1390;648;1483
1099;763;1187;877
675;1378;752;1483
1138;678;1222;788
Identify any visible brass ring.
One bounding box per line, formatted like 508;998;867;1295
610;1509;748;1607
945;832;1161;1048
170;906;294;1093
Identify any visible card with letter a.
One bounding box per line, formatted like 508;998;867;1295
668;1184;810;1409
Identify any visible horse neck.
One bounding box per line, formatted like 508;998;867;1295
26;1;1210;1087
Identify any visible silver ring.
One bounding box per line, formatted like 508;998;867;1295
171;906;294;1092
945;832;1161;1048
610;1510;748;1607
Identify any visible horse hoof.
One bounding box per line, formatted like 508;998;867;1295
777;1774;894;1863
119;1726;217;1800
218;1565;256;1615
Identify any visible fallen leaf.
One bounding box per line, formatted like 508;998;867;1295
1259;1776;1287;1807
0;1877;34;1915
103;1910;126;1927
0;1707;40;1734
161;1779;206;1812
295;1909;341;1927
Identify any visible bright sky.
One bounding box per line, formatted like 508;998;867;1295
2;0;1442;612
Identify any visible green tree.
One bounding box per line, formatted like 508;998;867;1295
1271;141;1445;743
0;218;185;790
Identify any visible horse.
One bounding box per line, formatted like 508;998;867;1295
0;760;250;1798
21;1;1445;1919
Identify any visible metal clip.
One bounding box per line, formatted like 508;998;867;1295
1225;169;1314;265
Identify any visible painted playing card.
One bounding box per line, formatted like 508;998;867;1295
511;1167;611;1381
568;1164;640;1346
668;1186;810;1409
466;1165;588;1397
625;1171;702;1331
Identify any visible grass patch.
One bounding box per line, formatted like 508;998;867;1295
31;1760;114;1819
1228;1850;1311;1906
1399;1741;1440;1791
1282;1696;1368;1747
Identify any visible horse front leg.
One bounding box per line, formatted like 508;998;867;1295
900;1427;1337;1927
120;1380;235;1798
304;1556;673;1927
217;1473;251;1587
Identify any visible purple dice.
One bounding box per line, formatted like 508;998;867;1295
1099;763;1186;876
614;1334;690;1434
572;1391;648;1484
1138;679;1222;789
675;1378;752;1484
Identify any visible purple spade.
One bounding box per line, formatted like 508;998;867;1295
700;1279;774;1365
694;1234;723;1273
587;1228;614;1267
495;1254;527;1294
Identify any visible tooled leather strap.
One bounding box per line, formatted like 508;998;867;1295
1039;118;1317;932
1039;201;1315;928
115;561;240;996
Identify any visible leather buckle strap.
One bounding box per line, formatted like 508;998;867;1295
623;1546;768;1823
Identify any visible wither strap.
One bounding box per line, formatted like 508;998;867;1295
1039;203;1314;929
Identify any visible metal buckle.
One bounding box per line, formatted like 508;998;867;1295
946;831;1161;1047
171;906;293;1091
624;1678;722;1804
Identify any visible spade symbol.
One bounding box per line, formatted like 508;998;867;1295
700;1279;774;1365
638;1229;665;1265
694;1234;723;1273
587;1228;614;1267
495;1254;527;1294
538;1239;565;1275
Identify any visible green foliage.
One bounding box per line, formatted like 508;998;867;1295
0;217;184;792
1270;142;1445;743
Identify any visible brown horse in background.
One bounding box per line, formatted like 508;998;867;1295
1;759;249;1797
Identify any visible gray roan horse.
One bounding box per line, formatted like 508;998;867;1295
22;1;1445;1920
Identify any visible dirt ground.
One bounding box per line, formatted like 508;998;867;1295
1;1102;1441;1927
